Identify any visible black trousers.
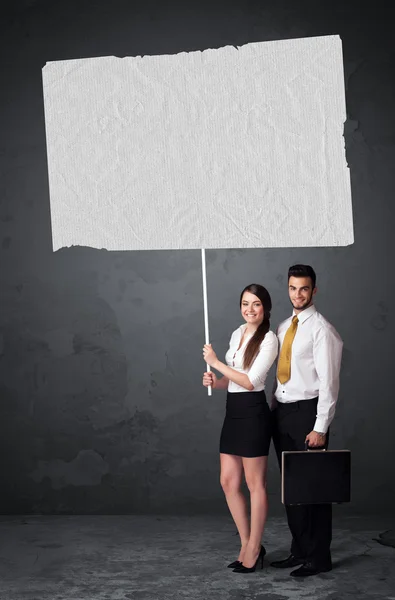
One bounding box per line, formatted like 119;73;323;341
272;398;332;566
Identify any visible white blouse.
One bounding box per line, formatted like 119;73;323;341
225;325;278;393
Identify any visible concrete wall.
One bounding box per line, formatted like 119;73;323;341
1;0;394;514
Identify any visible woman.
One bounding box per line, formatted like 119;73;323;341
202;284;278;573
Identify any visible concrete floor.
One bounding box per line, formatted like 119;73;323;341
0;514;394;600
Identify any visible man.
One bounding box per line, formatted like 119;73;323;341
271;264;343;577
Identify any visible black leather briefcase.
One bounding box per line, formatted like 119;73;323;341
281;443;351;505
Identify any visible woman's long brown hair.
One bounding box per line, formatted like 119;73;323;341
240;284;272;370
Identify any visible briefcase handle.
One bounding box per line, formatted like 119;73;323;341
304;441;326;451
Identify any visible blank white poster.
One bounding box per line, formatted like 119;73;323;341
42;35;353;251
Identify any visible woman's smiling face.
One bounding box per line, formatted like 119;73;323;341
240;291;264;326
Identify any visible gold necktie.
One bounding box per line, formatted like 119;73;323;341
277;316;299;384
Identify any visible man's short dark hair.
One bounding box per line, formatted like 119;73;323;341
288;264;316;288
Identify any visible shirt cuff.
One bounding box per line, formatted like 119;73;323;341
313;416;329;434
248;374;262;389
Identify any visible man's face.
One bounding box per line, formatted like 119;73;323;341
288;276;316;312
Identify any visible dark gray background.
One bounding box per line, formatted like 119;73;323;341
0;0;393;516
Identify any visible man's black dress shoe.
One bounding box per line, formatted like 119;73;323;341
290;562;332;577
270;554;304;569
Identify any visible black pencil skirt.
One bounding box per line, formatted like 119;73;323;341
219;390;273;458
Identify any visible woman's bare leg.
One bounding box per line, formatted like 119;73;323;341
220;453;250;561
241;456;268;568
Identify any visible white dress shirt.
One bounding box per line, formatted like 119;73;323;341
225;325;278;393
274;305;343;433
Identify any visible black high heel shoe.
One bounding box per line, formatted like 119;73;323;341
233;545;266;573
227;560;241;568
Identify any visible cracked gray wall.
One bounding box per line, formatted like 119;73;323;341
0;0;394;514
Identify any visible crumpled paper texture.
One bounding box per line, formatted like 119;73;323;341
42;35;354;251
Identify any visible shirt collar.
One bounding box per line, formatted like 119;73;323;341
292;304;316;324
